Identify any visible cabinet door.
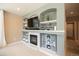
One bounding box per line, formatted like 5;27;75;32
66;21;75;40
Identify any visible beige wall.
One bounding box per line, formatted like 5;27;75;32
4;11;23;44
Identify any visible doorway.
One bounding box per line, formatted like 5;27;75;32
65;3;79;56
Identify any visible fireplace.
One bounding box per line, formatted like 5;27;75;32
30;35;37;45
29;33;40;47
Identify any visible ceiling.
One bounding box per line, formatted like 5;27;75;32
0;3;46;16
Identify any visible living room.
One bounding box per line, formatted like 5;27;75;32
0;3;79;56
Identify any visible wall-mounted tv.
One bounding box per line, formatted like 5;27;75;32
27;16;39;30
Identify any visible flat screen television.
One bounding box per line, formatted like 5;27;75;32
27;16;39;30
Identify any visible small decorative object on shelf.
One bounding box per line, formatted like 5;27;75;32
47;45;51;49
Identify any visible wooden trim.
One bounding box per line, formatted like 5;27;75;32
77;22;78;40
64;19;67;56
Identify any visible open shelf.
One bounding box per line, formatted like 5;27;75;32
40;20;56;24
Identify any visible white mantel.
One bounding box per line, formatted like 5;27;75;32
23;30;64;34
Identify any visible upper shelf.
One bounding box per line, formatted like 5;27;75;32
40;20;56;24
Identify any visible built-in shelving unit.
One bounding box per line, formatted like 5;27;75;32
22;8;58;51
22;31;29;43
23;8;57;30
39;8;57;30
22;4;65;56
23;18;28;29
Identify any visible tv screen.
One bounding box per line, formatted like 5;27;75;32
28;18;33;27
27;16;39;29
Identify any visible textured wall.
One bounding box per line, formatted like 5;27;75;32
4;11;23;44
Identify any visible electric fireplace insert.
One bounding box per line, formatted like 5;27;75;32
30;35;37;45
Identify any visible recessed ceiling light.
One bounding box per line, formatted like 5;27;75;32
17;8;20;11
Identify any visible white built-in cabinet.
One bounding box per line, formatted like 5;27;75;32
22;4;65;56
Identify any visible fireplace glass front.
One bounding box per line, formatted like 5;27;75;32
30;35;37;45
